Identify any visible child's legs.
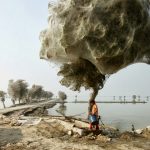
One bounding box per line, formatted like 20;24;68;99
96;124;99;130
89;123;92;129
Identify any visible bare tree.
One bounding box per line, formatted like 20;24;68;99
58;91;67;102
8;79;28;104
28;85;43;102
0;91;6;108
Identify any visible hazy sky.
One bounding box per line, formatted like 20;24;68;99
0;0;150;101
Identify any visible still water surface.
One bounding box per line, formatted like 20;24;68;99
1;99;149;131
48;102;150;131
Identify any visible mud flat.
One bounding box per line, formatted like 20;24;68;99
0;100;150;150
0;112;150;150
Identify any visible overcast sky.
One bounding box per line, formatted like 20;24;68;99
0;0;150;101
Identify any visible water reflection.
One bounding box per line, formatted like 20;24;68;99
48;102;150;131
56;103;67;116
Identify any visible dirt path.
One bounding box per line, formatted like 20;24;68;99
0;100;55;115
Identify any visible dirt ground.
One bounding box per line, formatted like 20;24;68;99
0;115;150;150
0;101;150;150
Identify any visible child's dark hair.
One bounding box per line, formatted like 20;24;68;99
90;100;95;104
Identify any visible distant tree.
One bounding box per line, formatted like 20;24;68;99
124;96;126;102
146;96;149;101
8;80;16;105
119;96;122;101
46;91;53;99
0;91;6;108
41;90;53;100
58;91;67;102
8;79;28;104
75;95;77;103
28;85;43;102
113;96;115;101
138;95;140;101
132;95;136;102
0;90;6;97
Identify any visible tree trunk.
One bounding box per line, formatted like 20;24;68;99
11;99;15;106
89;88;99;103
29;97;32;103
2;101;6;108
24;98;28;104
18;99;21;104
88;88;99;114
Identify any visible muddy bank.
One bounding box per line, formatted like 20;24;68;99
0;114;150;150
2;101;56;117
23;102;56;117
0;101;150;150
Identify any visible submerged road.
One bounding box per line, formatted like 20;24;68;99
0;100;55;115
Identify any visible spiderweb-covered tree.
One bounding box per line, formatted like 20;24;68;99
58;91;67;102
58;59;105;102
0;90;6;108
28;85;43;102
57;91;67;116
41;90;53;100
8;79;28;104
40;0;150;104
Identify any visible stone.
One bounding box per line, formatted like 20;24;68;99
146;126;150;131
10;119;22;126
68;130;73;136
87;132;94;137
73;134;81;138
17;142;24;147
97;134;111;142
0;114;5;119
135;129;143;134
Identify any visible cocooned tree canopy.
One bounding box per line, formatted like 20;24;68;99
40;0;150;102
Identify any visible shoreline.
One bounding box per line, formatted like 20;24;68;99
69;101;147;103
0;115;150;150
0;101;150;149
0;100;56;115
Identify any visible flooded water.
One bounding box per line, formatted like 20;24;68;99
48;102;150;132
1;98;149;132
